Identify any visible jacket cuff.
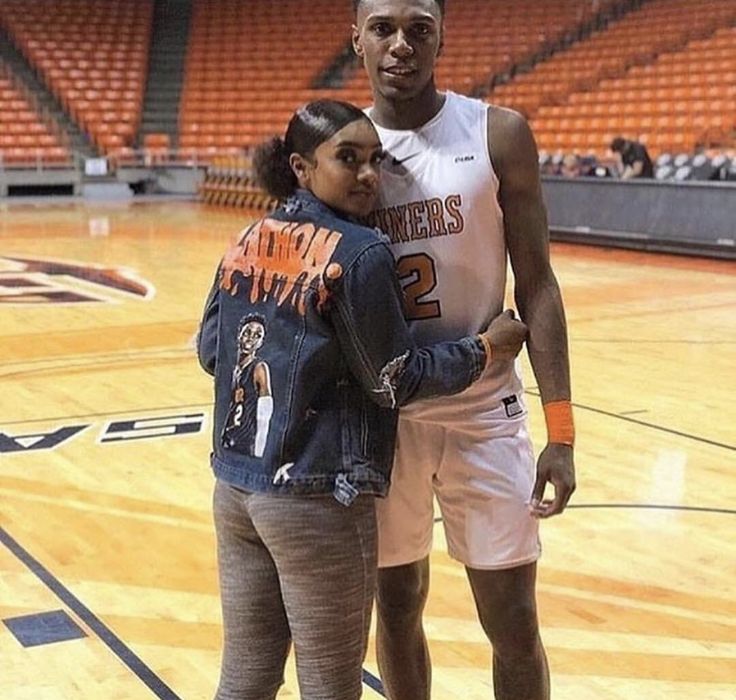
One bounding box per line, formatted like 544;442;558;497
461;335;488;383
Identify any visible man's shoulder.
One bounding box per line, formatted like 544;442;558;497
487;103;530;133
487;105;536;167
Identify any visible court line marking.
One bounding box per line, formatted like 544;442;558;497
434;503;736;523
362;669;386;695
573;338;735;344
0;352;193;381
0;526;182;700
0;525;387;697
0;403;211;427
525;391;735;451
565;503;736;515
4;391;733;453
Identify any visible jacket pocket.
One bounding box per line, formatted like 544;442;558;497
339;379;370;464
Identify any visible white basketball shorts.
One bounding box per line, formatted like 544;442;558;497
376;394;541;570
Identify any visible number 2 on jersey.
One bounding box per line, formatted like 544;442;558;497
396;253;441;321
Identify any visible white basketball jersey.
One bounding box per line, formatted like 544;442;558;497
368;91;524;424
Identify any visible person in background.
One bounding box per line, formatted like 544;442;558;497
610;136;654;179
560;153;582;178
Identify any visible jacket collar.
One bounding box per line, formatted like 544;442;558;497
285;189;357;223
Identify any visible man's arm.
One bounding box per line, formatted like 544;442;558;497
622;160;643;179
489;105;576;518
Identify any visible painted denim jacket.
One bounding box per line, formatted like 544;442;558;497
197;189;486;500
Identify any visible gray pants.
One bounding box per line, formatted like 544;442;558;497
213;479;377;700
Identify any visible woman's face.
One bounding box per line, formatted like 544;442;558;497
293;118;384;218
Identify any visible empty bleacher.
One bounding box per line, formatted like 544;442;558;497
199;155;278;209
343;0;621;104
179;0;358;157
0;0;153;157
0;64;70;166
494;0;736;156
0;0;732;174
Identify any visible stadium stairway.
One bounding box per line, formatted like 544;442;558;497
138;0;193;149
311;43;356;90
0;25;96;159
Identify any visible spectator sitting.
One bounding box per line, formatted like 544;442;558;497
560;154;582;178
609;136;654;179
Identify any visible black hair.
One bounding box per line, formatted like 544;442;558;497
352;0;445;15
253;99;370;200
610;136;626;153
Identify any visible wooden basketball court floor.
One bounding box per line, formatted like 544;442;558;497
0;198;734;700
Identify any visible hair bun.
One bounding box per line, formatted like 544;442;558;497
253;136;298;200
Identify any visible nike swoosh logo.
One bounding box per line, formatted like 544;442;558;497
390;153;421;166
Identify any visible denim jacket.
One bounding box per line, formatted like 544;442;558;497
197;189;486;501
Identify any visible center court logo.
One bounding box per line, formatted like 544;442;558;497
0;255;155;304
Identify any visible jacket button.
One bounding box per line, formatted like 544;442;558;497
325;263;343;280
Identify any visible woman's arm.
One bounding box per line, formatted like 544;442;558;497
196;266;222;376
329;243;526;408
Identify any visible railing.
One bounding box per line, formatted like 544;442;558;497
0;150;74;171
0;147;214;174
109;147;213;169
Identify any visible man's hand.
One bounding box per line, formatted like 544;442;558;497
480;309;528;361
529;443;576;518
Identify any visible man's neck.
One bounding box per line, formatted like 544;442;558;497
370;82;445;130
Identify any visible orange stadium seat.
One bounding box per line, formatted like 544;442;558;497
178;0;618;160
0;68;71;166
344;0;613;102
499;0;736;156
3;0;732;166
178;0;360;157
0;0;153;154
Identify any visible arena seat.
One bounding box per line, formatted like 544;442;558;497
180;0;619;159
179;0;360;156
0;69;71;166
199;156;278;210
343;0;621;104
0;0;153;155
501;0;736;156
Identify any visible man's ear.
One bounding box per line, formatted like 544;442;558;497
290;153;311;188
437;24;444;58
352;24;364;57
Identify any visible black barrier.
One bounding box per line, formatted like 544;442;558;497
542;177;736;259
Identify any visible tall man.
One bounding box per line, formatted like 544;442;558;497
352;1;576;698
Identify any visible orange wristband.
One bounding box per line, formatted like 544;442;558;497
543;400;575;446
476;334;493;370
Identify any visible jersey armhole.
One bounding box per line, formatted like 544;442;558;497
482;105;501;197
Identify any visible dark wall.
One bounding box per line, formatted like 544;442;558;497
541;177;736;259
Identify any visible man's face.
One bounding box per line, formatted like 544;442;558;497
353;0;443;102
239;321;265;354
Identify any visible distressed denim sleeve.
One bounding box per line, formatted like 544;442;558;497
196;266;221;376
329;243;486;409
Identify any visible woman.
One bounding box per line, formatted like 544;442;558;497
197;99;527;700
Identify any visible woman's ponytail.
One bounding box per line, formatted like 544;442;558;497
253;136;298;199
